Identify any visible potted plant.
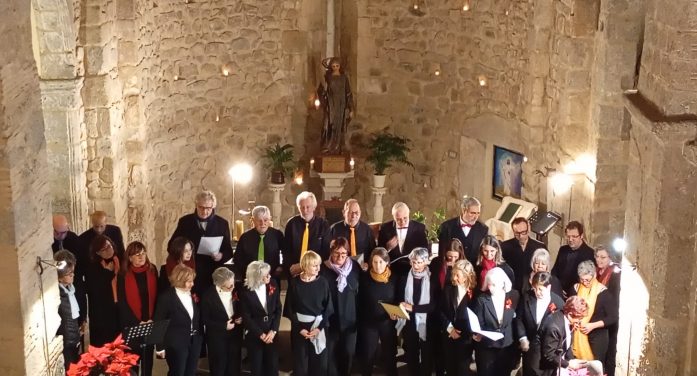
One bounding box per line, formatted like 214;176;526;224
412;208;446;255
366;132;413;188
261;143;295;184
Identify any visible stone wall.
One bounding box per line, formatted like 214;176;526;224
135;0;321;257
0;1;58;374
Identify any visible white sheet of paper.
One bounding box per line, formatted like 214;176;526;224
198;236;223;256
353;253;365;265
467;307;505;341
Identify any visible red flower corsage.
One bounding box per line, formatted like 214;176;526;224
192;293;199;303
548;302;557;313
232;291;240;301
505;298;513;310
268;284;276;296
467;290;473;300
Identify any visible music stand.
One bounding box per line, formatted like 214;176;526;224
124;320;170;349
529;210;562;237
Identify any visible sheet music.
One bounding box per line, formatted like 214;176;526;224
466;307;504;341
198;236;223;256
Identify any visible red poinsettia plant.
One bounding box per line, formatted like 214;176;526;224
67;334;139;376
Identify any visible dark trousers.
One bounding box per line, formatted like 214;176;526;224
431;326;446;376
326;327;357;376
443;335;474;376
606;324;618;376
402;323;432;376
165;335;203;376
206;329;243;376
133;344;154;376
246;335;279;376
475;344;517;376
358;321;397;376
62;341;80;371
522;340;543;376
291;328;328;376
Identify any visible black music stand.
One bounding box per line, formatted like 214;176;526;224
529;210;562;237
123;320;169;349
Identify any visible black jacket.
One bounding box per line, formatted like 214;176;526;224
319;260;360;332
377;220;428;277
472;290;519;348
438;284;473;343
438;218;488;266
515;290;564;343
153;287;203;352
539;311;574;374
238;281;282;339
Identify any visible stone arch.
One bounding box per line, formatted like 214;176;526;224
31;0;89;229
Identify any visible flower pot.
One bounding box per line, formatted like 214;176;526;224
270;170;285;184
372;174;386;188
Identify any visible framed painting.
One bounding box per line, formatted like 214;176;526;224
492;146;524;200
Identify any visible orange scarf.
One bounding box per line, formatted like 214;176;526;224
572;278;606;360
101;257;120;303
370;266;392;283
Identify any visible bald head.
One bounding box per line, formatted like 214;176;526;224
91;211;108;234
52;215;69;240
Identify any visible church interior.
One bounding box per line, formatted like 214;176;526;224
2;0;697;374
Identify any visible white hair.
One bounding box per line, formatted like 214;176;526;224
245;261;271;290
195;190;217;207
408;247;430;262
391;202;410;217
461;196;481;210
484;267;512;293
577;260;597;278
251;205;271;220
530;248;551;269
212;267;235;287
296;191;318;208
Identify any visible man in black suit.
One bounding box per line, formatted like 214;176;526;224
285;191;331;277
168;190;234;295
501;217;546;293
377;202;428;278
233;205;284;282
551;221;595;297
52;215;88;322
539;296;588;376
329;199;376;262
78;211;126;262
438;196;488;266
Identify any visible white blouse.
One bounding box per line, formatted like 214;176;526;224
175;288;194;320
254;284;267;313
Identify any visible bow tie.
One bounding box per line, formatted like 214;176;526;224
397;227;408;230
461;223;472;228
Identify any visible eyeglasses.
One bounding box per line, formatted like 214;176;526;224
333;252;348;257
197;206;214;211
567;234;581;239
220;283;234;291
514;230;529;236
579;277;592;284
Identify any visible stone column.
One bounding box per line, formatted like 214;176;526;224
371;186;387;223
40;79;89;230
268;183;286;229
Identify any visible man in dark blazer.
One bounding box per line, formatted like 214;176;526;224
329;199;376;262
79;210;126;262
539;296;588;376
52;215;88;323
551;221;595;296
438;196;489;266
168;190;234;295
378;202;428;278
501;217;546;293
233;205;284;282
285;191;331;277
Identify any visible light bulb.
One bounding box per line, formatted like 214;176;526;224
314;98;321;109
477;75;487;86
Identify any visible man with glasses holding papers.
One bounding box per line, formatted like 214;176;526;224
169;190;234;295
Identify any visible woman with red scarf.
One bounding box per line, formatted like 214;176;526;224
594;246;620;376
159;236;196;293
86;234;121;347
117;241;158;376
474;235;515;294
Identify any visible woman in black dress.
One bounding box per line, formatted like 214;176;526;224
594;246;621;376
472;267;519;376
86;234;121;347
319;237;360;376
159;236;195;293
116;241;158;376
285;251;334;376
397;247;436;376
239;261;281;376
439;259;477;376
357;247;398;376
201;267;243;376
154;265;203;376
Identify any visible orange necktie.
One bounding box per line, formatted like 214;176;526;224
300;223;309;258
350;227;357;257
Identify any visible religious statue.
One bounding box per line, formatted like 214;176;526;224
318;57;354;154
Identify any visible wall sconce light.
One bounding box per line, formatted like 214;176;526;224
221;64;231;77
294;171;304;185
462;0;471;11
477;74;487;86
36;256;67;275
314;98;321;109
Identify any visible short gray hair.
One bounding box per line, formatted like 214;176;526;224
245;261;271;290
408;247;430;262
577;260;597;278
251;205;271;220
484;267;512;293
460;196;481;210
195;190;217;207
391;202;409;217
530;248;551;269
212;267;235;287
296;191;317;208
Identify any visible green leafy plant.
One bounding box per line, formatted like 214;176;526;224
261;143;295;183
365;132;413;175
412;208;446;242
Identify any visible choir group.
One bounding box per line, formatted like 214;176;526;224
51;190;620;376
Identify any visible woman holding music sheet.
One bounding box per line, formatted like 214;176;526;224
438;259;477;376
472;267;520;376
356;247;398;376
397;247;436;376
116;241;159;376
284;251;334;376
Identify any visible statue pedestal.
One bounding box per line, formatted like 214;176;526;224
268;182;285;229
371;186;387;223
310;170;355;201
